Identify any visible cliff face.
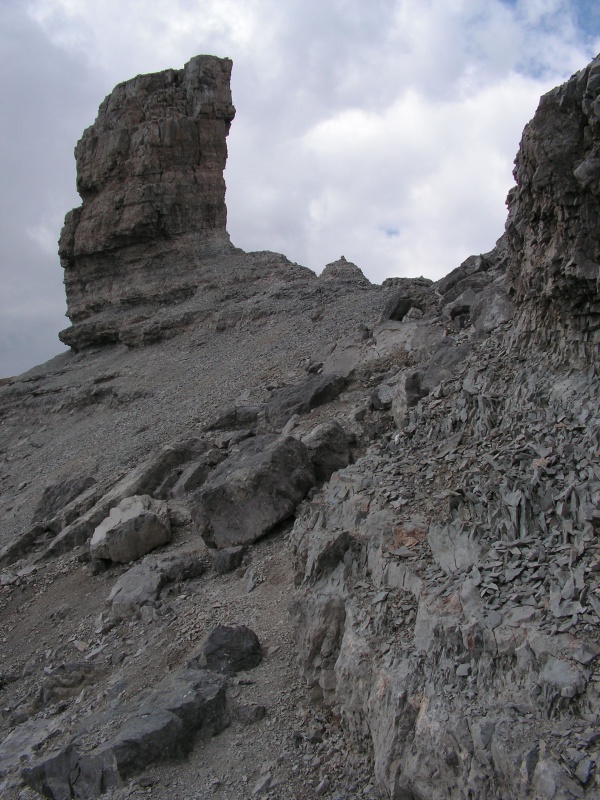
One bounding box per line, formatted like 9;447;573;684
505;55;600;363
58;55;236;349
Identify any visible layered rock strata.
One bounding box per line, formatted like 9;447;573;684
58;55;236;349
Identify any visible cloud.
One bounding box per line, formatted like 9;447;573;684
1;0;599;376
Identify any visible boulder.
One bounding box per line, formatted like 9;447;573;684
90;495;171;564
301;421;351;482
109;551;205;617
212;546;246;574
266;374;348;428
22;668;229;799
192;435;315;548
199;625;261;674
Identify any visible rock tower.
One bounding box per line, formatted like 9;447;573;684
58;55;236;349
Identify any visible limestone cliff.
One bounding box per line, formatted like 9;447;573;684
58;55;236;350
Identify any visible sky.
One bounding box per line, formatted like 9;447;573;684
1;0;600;378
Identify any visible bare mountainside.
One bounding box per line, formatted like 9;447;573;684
0;54;599;800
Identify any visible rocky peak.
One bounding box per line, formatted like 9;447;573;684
58;55;236;350
504;55;600;365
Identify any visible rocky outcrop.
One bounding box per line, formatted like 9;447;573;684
3;51;600;800
58;55;236;349
504;55;600;364
21;668;229;799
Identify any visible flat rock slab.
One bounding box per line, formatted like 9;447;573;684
90;494;171;563
192;435;315;548
199;624;261;674
22;668;229;799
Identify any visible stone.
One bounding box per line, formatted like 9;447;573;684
33;475;96;525
266;373;348;428
109;551;205;617
90;495;171;563
371;384;395;410
22;668;229;799
192;435;315;548
301;420;351;482
235;703;267;725
205;405;265;431
40;437;207;558
212;545;246;574
58;56;236;350
200;624;261;674
470;284;515;337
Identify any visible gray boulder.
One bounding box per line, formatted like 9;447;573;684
192;435;315;548
109;551;205;617
90;495;171;563
301;421;351;482
199;624;261;674
266;374;348;428
22;668;229;799
213;546;246;574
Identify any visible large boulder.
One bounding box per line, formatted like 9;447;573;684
22;668;229;799
192;435;315;548
90;495;171;563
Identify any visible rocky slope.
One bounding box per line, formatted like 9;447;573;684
0;54;599;800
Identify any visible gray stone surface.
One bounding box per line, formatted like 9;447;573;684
301;420;350;482
192;435;315;548
199;625;261;674
21;668;229;799
90;495;171;563
266;374;348;428
109;550;205;617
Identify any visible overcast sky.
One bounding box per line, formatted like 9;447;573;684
1;0;599;377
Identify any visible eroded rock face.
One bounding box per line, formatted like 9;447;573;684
505;55;600;363
59;55;236;349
